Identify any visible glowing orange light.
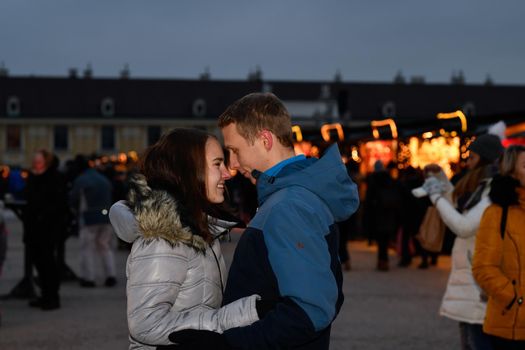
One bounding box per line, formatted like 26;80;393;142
351;146;361;163
371;119;398;139
505;122;525;137
118;153;127;163
437;110;468;133
291;125;303;142
1;166;10;179
310;146;320;158
127;151;139;162
320;123;344;142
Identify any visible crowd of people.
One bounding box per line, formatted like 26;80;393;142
348;134;525;349
0;152;135;312
0;92;523;349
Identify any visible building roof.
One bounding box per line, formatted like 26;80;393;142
1;76;525;123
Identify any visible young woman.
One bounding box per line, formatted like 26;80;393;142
109;128;260;349
473;145;525;349
421;134;504;350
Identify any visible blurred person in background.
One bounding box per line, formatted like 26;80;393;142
70;155;116;288
363;160;402;271
421;134;504;349
50;154;78;282
109;128;262;349
473;145;525;349
0;202;7;325
23;149;67;310
338;159;362;271
0;205;6;276
397;166;429;268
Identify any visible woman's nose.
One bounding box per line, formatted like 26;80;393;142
221;165;232;180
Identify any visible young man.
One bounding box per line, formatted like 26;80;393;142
169;92;360;349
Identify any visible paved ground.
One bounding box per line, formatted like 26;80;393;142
0;212;460;349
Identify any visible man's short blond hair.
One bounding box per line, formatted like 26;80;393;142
218;93;294;148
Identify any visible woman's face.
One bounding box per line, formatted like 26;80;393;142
205;138;231;203
466;151;481;170
513;151;525;187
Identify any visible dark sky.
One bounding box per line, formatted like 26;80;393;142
1;0;524;84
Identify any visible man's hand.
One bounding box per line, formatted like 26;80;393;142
164;329;229;350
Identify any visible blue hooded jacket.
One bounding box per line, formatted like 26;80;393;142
223;144;359;349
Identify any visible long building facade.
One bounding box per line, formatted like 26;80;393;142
1;75;524;167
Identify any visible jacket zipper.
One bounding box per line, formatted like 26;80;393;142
209;243;225;299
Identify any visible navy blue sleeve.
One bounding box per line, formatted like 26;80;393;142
223;198;338;349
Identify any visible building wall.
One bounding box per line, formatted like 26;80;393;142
0;118;218;167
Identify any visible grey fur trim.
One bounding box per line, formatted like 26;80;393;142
127;174;208;252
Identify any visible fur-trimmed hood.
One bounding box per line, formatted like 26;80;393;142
110;174;241;253
125;174;208;252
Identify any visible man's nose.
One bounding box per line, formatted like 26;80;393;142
229;154;240;170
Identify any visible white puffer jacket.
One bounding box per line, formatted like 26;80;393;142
434;179;492;324
109;176;259;350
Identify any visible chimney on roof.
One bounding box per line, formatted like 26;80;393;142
334;69;342;83
120;64;130;79
199;66;211;80
83;63;93;79
484;74;493;86
451;70;465;85
0;62;8;77
247;65;263;82
68;68;78;79
393;70;406;84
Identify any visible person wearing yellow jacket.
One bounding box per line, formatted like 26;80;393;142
473;145;525;350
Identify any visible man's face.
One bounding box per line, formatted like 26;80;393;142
221;123;267;184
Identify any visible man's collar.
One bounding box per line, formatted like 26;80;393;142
263;154;306;178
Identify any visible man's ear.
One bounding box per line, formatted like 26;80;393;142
259;130;273;151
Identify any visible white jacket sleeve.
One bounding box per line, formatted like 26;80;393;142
434;195;491;238
127;240;259;346
109;200;140;243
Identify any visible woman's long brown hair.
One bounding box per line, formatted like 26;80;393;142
453;158;492;203
139;128;217;242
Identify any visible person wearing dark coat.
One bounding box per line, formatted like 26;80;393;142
23;149;68;310
398;166;429;267
363;160;402;271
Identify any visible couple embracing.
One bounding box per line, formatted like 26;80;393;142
110;92;359;349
